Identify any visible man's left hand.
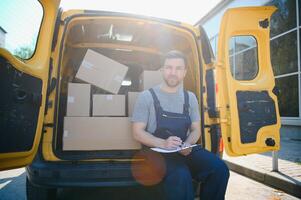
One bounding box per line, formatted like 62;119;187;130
178;143;192;156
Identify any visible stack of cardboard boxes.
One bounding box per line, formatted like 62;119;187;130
63;49;163;151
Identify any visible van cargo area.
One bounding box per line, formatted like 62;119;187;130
54;16;200;160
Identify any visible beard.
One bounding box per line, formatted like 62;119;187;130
163;76;181;87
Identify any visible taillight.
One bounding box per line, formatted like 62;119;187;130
219;136;224;152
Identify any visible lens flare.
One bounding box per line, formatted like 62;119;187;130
131;151;166;186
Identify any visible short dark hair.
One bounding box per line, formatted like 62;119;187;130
162;50;187;67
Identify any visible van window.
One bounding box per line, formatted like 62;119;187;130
229;36;259;80
0;0;43;59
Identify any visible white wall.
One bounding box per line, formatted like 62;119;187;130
0;31;5;47
200;0;270;39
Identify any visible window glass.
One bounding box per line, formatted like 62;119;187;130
0;0;43;59
299;28;301;61
266;0;297;37
270;30;298;76
229;36;258;80
299;0;301;26
275;75;299;117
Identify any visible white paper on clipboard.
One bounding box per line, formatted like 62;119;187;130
150;144;198;153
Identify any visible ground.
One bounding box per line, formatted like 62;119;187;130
0;168;299;200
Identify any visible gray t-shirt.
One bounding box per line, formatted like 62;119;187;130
131;84;200;134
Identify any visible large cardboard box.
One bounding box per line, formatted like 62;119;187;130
139;70;163;90
76;49;128;94
93;95;125;116
66;83;91;116
63;117;141;150
128;92;140;117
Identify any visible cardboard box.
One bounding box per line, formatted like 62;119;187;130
66;83;91;116
140;70;163;90
76;49;128;94
93;95;125;116
128;92;140;117
63;117;141;150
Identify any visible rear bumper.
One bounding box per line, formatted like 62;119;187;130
26;158;140;188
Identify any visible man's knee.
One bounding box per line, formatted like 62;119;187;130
164;167;194;200
166;166;192;183
215;159;230;180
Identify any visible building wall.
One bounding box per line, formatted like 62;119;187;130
0;31;5;47
197;0;301;138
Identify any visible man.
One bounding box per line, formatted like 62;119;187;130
132;50;229;200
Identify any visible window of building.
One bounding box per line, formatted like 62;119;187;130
275;75;299;117
270;30;298;76
299;0;301;26
267;0;297;38
267;0;300;120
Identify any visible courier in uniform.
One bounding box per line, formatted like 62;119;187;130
132;50;229;200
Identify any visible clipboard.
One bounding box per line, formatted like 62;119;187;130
150;144;199;153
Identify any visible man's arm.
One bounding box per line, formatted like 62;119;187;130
184;121;201;145
185;92;201;145
132;122;183;149
178;121;201;156
179;92;201;156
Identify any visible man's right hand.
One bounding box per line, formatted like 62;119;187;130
164;136;182;149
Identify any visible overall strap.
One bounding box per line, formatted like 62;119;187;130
183;90;190;115
149;88;162;112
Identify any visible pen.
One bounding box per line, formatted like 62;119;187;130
165;130;185;147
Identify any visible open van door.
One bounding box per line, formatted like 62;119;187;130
216;6;280;156
0;0;60;170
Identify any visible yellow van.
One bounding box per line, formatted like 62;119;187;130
0;0;280;199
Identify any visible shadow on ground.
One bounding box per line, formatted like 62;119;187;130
0;171;26;200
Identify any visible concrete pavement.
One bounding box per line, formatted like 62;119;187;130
1;168;299;200
223;137;301;199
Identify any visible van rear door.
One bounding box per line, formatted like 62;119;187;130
216;6;280;156
0;0;60;170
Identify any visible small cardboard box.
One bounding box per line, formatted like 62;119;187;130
128;92;140;117
76;49;128;94
63;117;141;150
140;70;163;90
93;95;125;116
66;83;91;116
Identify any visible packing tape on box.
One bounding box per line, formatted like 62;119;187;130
82;60;94;69
68;96;75;103
106;95;113;100
113;75;123;83
63;130;68;138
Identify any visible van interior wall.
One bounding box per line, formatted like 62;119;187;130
55;18;198;152
62;18;198;91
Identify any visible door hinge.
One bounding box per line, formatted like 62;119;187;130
216;62;225;69
44;123;54;128
259;18;269;28
42;123;54;133
220;118;228;123
47;78;57;96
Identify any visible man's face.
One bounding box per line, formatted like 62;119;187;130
161;58;187;88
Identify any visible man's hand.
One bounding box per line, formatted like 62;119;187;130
164;136;182;149
179;142;192;156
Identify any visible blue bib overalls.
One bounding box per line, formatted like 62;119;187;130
149;88;230;200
